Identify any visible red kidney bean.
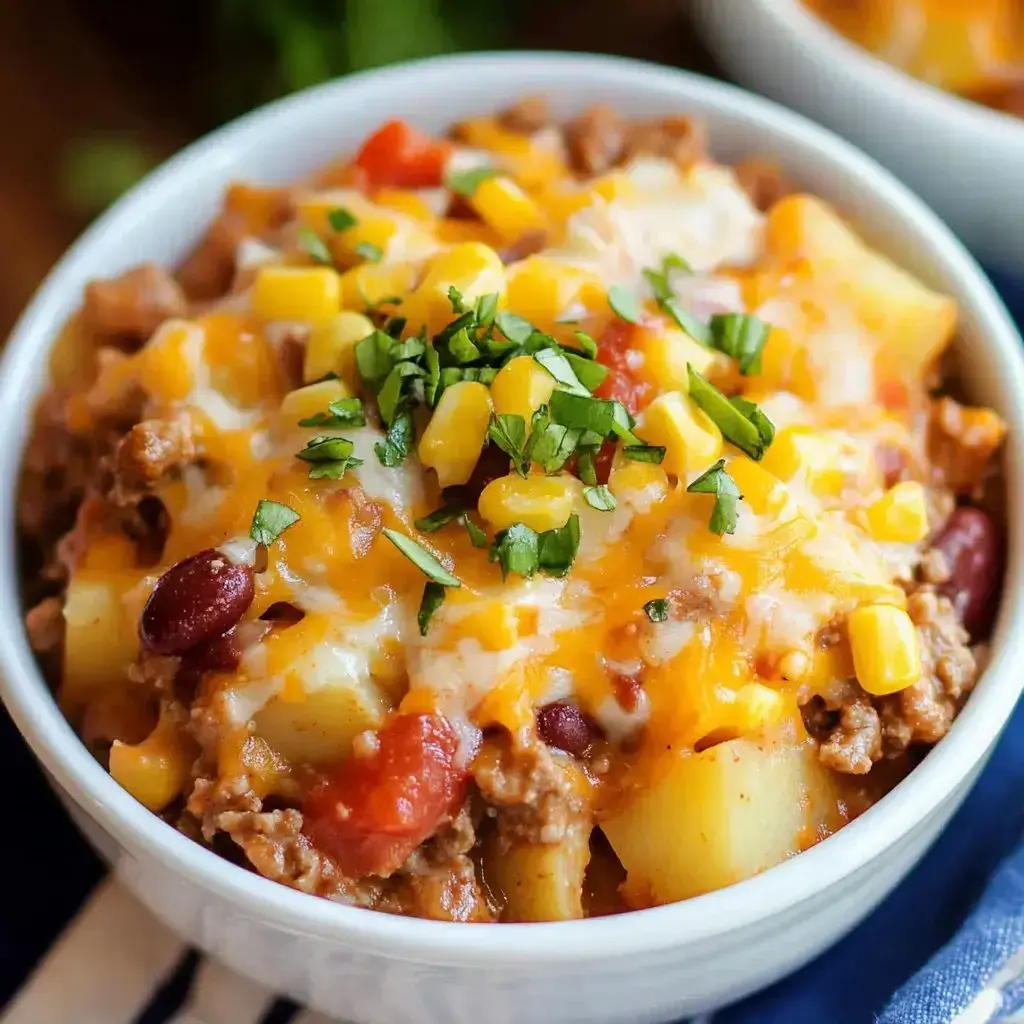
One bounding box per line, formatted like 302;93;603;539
140;548;254;655
536;702;599;758
931;506;1000;638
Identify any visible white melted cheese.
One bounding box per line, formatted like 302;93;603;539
348;427;424;512
551;160;764;290
593;691;651;743
180;465;226;526
744;588;833;652
639;617;696;667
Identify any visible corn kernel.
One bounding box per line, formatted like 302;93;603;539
281;378;354;422
608;461;671;509
419;381;493;488
373;189;437;221
847;604;922;696
760;427;847;498
864;481;929;544
331;215;398;266
407;242;506;330
478;474;575;534
294;189;366;234
470;177;547;242
109;711;193;812
733;683;788;733
775;650;810;683
339;262;418;310
490;355;556;425
253;266;341;322
639;392;722;477
303;311;374;385
642;326;723;391
726;456;790;517
505;257;604;331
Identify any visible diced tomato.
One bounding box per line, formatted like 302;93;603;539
877;377;910;412
593;320;655;415
304;713;466;878
354;120;452;190
593;441;617;485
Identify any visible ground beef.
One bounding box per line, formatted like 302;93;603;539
112;416;196;500
498;95;551;134
733;157;798;212
565;106;627;176
390;855;494;922
215;808;373;903
401;800;477;876
471;734;585;846
176;212;249;302
928;396;1007;497
879;588;977;752
819;698;883;775
25;596;64;655
83;265;187;345
623;115;706;169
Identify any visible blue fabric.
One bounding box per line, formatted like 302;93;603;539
719;268;1024;1024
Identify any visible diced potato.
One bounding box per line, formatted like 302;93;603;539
863;481;929;543
766;196;956;377
405;243;506;332
303;311;374;385
254;681;392;765
602;738;843;905
61;578;139;708
488;820;593;922
418;381;493;488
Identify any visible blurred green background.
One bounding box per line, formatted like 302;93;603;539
0;0;713;336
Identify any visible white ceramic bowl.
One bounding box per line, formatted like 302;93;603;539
694;0;1024;277
2;52;1024;1024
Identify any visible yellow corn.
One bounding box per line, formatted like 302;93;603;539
331;215;398;266
505;257;604;331
478;474;575;534
608;461;671;508
864;481;929;544
732;683;788;734
639;392;722;477
470;177;547;242
419;381;493;488
109;710;194;812
339;261;418;311
847;604;922;696
294;189;365;234
252;266;341;322
303;311;374;385
406;242;506;331
490;355;556;425
373;188;437;221
643;327;723;390
760;427;847;498
280;377;354;422
726;456;790;517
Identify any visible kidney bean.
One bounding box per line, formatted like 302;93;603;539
536;702;599;758
140;548;254;655
931;506;1000;638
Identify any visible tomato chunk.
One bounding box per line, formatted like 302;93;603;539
593;320;655;415
304;713;466;878
354;120;451;189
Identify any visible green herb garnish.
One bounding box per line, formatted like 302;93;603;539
662;298;712;345
374;407;415;467
488;414;528;474
381;528;460;587
537;514;581;577
296;435;364;480
687;366;775;460
644;598;670;623
608;285;641;324
298;397;366;429
533;348;589;395
642;253;692;301
622;443;667;464
297;227;332;265
328;207;357;232
446;166;497;197
709;313;770;376
584;484;617;511
489;523;541;579
417;582;447;636
686;458;742;536
495;310;535;345
250;499;300;547
355;241;383;263
573;330;599;359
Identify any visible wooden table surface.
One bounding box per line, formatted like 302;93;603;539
0;0;716;338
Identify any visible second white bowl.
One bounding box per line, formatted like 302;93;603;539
695;0;1024;277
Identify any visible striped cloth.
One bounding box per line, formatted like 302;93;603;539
3;278;1023;1024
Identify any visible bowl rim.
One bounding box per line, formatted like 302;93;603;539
748;0;1024;134
2;49;1024;966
